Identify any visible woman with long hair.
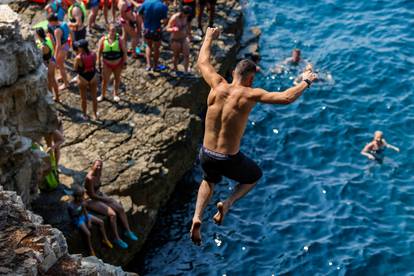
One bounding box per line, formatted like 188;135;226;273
35;28;60;102
73;39;98;120
97;23;127;102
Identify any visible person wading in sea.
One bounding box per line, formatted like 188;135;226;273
190;27;318;245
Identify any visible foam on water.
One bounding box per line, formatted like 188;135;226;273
137;0;414;275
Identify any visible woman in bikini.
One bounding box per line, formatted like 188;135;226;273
118;0;140;58
167;5;191;74
97;23;127;102
74;39;99;121
35;28;60;102
85;160;138;249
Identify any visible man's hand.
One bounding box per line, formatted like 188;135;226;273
302;64;318;83
205;27;220;40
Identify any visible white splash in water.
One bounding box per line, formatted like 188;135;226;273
273;129;279;134
322;190;327;194
242;246;246;251
215;237;222;247
304;246;309;252
322;106;326;110
251;121;256;126
337;266;340;270
329;261;333;266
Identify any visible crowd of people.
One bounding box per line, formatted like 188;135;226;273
33;0;219;255
36;0;218;119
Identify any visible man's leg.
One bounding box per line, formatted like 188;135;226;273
213;182;257;225
190;180;215;245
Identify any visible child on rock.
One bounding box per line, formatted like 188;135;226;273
68;185;113;256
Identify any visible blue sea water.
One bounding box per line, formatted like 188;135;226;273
138;0;414;275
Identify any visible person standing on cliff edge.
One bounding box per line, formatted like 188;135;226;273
190;27;318;245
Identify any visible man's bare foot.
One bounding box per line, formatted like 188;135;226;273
190;219;202;245
213;201;228;225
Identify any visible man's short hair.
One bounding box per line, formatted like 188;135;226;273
47;13;59;22
234;59;257;79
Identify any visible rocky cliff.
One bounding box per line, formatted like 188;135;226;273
5;0;246;268
0;4;133;275
0;4;57;206
0;186;136;275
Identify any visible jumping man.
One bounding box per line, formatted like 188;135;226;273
190;27;317;245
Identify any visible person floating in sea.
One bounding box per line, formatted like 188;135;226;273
68;185;114;256
361;131;400;161
190;27;317;245
85;160;138;249
272;48;307;74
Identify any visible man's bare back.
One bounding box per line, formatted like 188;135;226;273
204;83;256;154
190;27;317;245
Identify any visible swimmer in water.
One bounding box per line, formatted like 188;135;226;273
190;27;318;245
272;48;307;74
361;131;400;161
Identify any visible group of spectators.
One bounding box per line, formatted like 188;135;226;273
34;0;218;255
36;0;217;120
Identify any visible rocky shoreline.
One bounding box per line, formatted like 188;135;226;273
0;0;260;272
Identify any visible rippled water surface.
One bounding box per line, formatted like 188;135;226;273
138;0;414;275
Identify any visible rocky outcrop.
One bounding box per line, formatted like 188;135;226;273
0;186;135;275
8;0;244;268
0;4;58;206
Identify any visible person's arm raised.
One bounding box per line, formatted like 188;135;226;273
383;139;400;152
251;68;317;104
197;27;225;89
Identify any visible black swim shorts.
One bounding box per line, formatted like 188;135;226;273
144;29;162;42
199;147;262;184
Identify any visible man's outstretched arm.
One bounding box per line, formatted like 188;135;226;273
251;67;317;104
197;27;225;89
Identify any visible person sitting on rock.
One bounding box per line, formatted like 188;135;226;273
68;185;113;256
85;160;138;249
167;5;192;75
139;0;168;71
361;131;400;162
73;39;99;121
47;13;71;91
44;118;65;168
35;28;60;103
97;23;127;103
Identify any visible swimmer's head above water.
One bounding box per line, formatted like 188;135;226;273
374;130;383;142
292;48;301;63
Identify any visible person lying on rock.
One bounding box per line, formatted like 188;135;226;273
361;131;400;162
84;160;138;249
190;27;317;245
68;185;113;256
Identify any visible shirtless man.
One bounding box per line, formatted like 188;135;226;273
361;131;400;161
190;28;317;245
167;5;191;73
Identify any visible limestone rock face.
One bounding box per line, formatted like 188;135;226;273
0;186;136;276
0;4;58;206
